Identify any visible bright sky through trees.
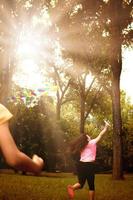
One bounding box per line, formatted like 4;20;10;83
121;48;133;103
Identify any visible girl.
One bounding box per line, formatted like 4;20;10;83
67;121;110;200
0;103;44;174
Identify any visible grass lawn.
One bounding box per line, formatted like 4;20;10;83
0;171;132;200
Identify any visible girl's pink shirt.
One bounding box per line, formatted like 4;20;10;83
80;139;97;162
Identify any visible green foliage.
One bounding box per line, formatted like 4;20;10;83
61;103;80;139
121;91;133;171
6;100;63;171
8;102;46;157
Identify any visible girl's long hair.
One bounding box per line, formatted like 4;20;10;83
69;134;88;158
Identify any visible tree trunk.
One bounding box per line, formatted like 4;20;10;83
109;0;124;179
80;95;85;134
0;38;14;105
56;101;61;121
112;78;123;179
0;62;11;104
111;46;123;179
56;88;62;121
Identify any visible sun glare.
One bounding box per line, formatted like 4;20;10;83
12;7;52;93
18;59;38;73
13;59;43;90
86;73;94;88
14;30;44;90
16;29;42;58
17;42;36;58
13;27;48;91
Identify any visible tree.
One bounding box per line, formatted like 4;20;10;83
102;0;133;179
49;65;72;120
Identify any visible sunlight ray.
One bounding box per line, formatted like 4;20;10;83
50;0;78;25
0;3;17;30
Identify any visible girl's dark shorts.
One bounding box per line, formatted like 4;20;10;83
76;161;95;190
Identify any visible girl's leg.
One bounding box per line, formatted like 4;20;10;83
89;190;95;200
67;163;86;199
86;164;95;200
0;122;44;174
72;182;81;190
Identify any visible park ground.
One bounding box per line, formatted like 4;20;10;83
0;170;132;200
